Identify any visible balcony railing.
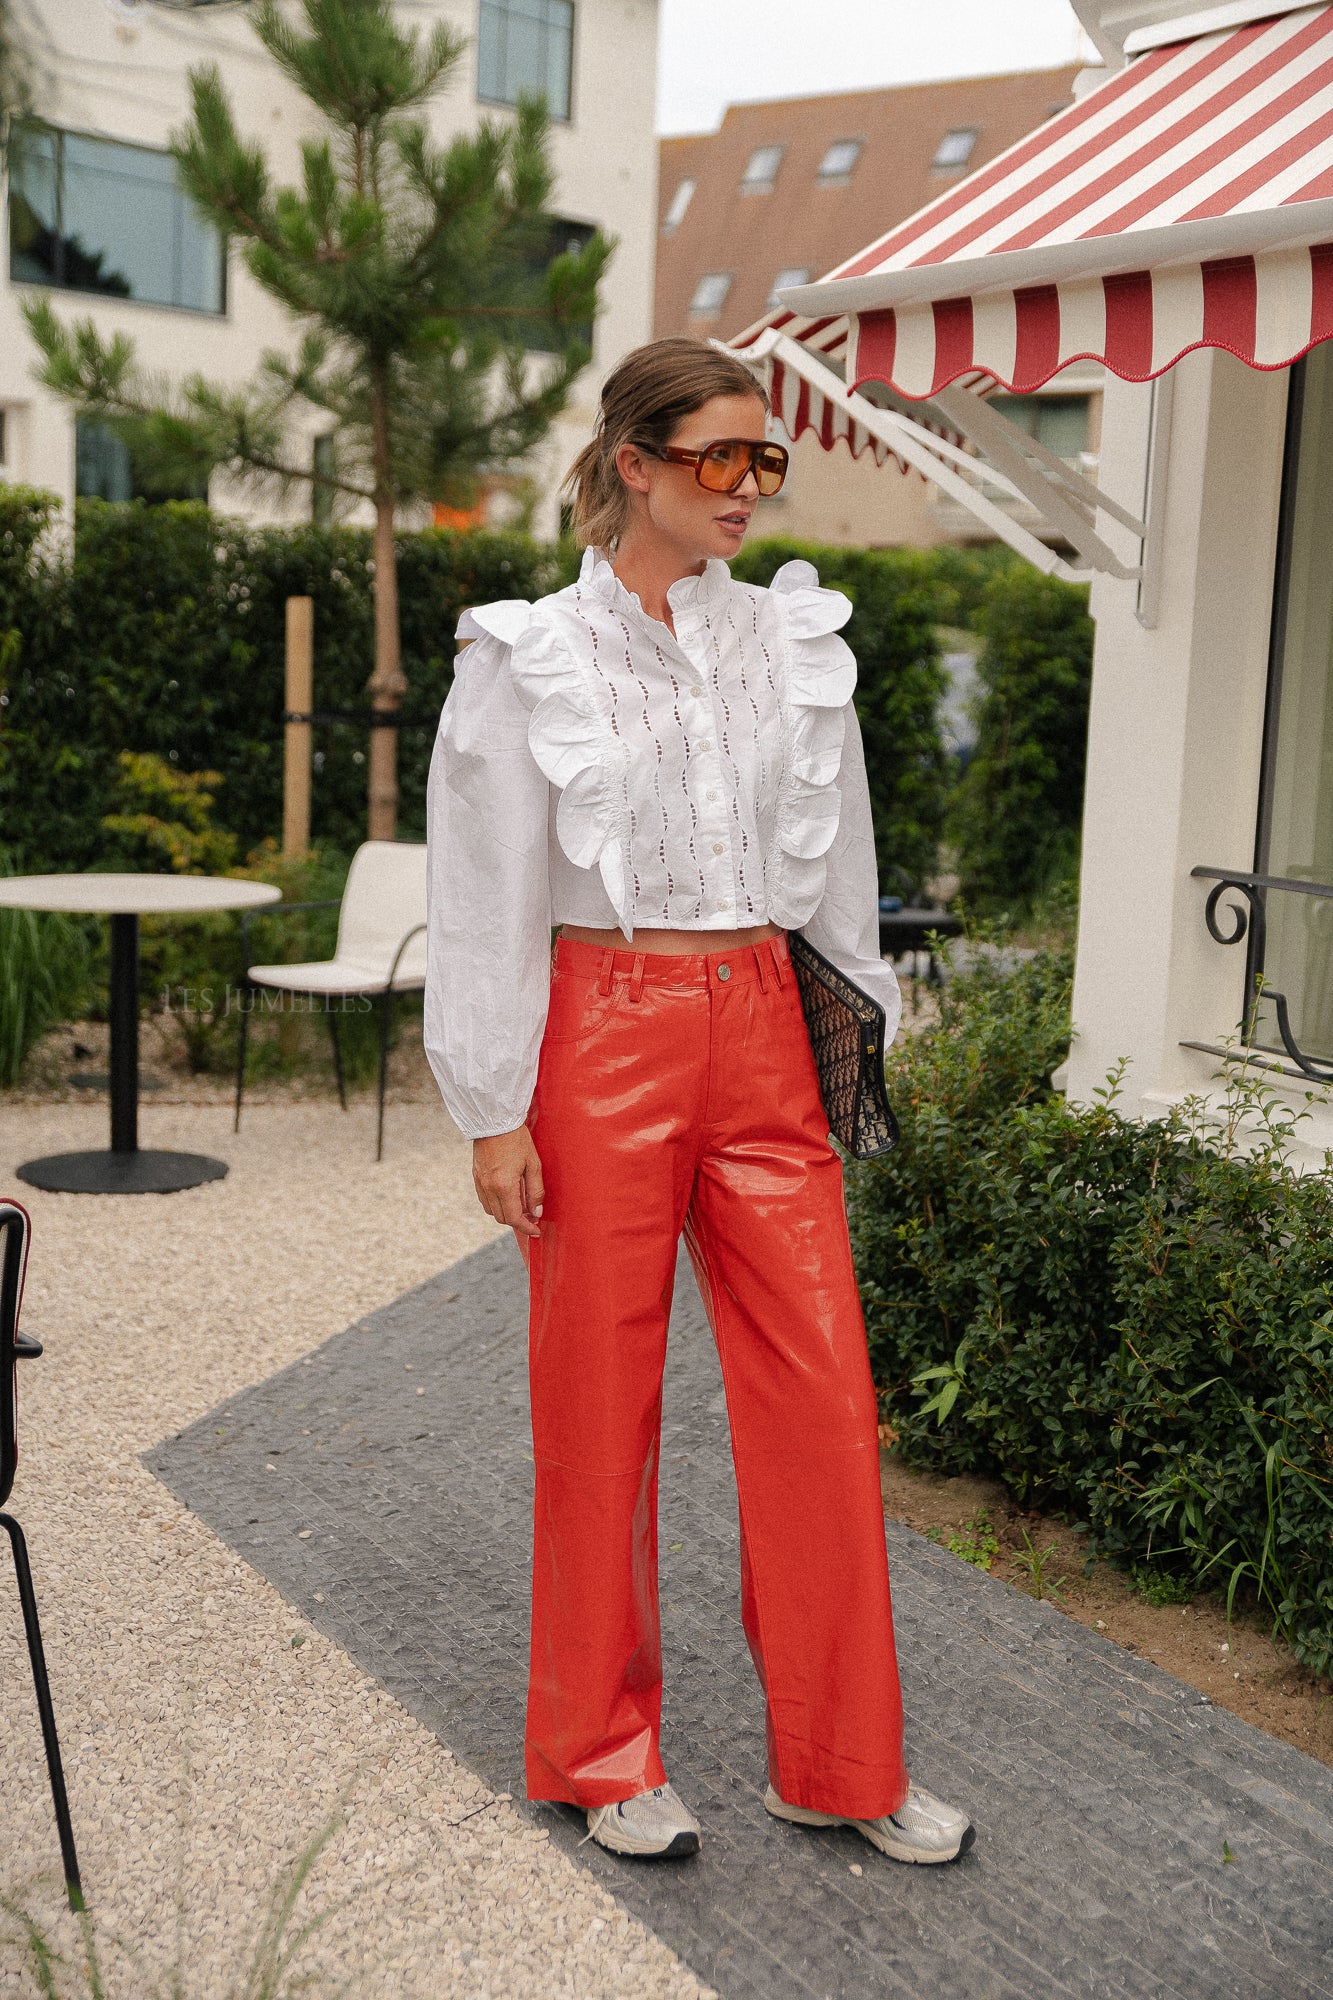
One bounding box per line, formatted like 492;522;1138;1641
1184;865;1333;1081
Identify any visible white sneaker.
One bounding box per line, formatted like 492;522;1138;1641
585;1783;701;1859
765;1780;974;1865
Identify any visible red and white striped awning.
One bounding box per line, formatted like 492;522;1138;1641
776;2;1333;399
726;308;983;468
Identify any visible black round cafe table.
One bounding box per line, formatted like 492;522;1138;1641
0;874;280;1193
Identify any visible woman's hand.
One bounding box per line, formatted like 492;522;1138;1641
473;1126;545;1239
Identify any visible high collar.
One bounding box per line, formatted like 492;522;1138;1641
578;547;732;623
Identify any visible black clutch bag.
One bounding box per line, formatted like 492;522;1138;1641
789;932;900;1161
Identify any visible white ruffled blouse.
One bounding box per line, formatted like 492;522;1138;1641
424;549;900;1138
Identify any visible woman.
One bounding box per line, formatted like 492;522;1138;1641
425;337;973;1867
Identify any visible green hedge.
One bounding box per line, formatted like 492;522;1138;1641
945;565;1094;913
1;496;955;899
848;953;1333;1673
0;489;561;871
732;537;951;897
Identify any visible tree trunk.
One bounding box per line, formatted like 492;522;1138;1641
367;378;406;841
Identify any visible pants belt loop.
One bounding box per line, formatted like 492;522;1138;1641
598;950;615;997
629;953;647;1003
754;943;768;993
769;938;787;987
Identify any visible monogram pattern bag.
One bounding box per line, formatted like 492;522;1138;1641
789;933;900;1161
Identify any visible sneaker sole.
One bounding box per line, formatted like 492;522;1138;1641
588;1825;701;1860
764;1787;975;1866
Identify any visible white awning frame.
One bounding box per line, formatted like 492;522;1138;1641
734;329;1166;613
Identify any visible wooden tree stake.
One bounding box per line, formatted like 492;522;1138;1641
284;596;314;858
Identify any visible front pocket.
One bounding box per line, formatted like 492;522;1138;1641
540;971;627;1045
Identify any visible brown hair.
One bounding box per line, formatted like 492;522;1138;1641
563;337;769;550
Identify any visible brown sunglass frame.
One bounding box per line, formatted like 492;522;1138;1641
648;437;790;496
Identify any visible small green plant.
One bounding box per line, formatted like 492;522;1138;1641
0;1815;342;1999
0;850;92;1086
1130;1564;1194;1607
1011;1529;1069;1604
945;1511;1000;1572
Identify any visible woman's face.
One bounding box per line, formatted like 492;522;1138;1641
615;392;771;566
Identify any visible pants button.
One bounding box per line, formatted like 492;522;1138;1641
717;964;731;981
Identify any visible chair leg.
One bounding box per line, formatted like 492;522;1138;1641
326;1007;347;1112
377;988;392;1163
1;1514;82;1910
233;985;250;1136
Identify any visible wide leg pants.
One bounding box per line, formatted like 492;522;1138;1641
524;932;909;1819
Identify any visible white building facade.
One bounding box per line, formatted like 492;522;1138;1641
0;0;659;536
721;0;1333;1162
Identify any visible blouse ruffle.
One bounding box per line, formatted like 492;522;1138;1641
762;559;857;929
454;551;856;941
506;603;636;938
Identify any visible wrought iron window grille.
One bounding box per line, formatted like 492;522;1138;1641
1184;865;1333;1080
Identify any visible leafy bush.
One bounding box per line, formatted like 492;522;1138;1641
0;853;92;1086
733;537;950;896
945;565;1093;913
0;491;561;871
849;952;1333;1674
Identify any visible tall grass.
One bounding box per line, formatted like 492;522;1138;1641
0;855;92;1086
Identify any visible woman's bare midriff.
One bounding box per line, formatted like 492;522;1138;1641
560;921;783;955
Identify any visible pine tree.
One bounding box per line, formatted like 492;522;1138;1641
25;0;611;837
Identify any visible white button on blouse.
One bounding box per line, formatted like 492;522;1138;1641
425;550;901;1138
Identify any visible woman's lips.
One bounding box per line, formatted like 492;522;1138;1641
717;512;751;531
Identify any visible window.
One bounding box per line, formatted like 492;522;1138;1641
989;393;1090;462
8;124;225;313
1250;344;1333;1062
74;417;208;503
662;178;695;233
477;0;574;121
517;216;595;350
740;145;783;194
817;138;862;184
688;271;732;318
932;127;979;171
767;267;809;307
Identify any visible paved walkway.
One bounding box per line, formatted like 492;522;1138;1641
151;1239;1333;2000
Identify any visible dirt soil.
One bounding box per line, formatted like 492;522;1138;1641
879;1442;1333;1770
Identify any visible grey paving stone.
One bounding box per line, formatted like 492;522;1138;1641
147;1241;1333;2000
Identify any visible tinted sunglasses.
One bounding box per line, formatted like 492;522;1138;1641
648;437;790;497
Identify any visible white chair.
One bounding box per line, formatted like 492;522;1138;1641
234;841;428;1160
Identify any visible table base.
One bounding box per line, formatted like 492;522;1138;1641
16;1151;229;1195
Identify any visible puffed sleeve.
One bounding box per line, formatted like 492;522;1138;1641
424;607;552;1138
802;701;903;1046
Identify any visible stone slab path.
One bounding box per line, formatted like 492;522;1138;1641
149;1240;1333;2000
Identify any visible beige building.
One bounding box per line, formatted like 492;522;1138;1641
0;0;659;538
656;69;1103;550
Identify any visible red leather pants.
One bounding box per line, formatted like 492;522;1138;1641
524;933;908;1819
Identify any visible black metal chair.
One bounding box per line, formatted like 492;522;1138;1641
1;1200;82;1909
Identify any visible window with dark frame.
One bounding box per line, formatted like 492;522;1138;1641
1236;346;1333;1070
8;123;226;313
477;0;574;120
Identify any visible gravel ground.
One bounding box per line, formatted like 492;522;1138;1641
0;1097;712;2000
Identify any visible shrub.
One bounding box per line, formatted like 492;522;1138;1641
945;565;1093;913
732;537;950;897
0;491;561;872
0;897;92;1087
849;952;1333;1674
